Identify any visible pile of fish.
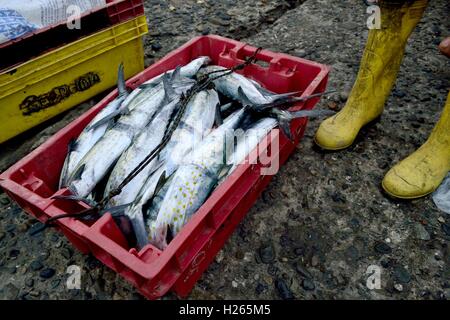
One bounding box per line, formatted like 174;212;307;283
58;56;332;250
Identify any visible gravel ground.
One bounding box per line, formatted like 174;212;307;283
0;0;449;300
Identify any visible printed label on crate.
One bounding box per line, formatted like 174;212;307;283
20;71;101;116
0;0;106;44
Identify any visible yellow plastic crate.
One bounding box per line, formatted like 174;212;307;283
0;15;148;144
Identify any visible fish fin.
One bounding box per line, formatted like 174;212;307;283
237;86;256;107
214;102;223;127
51;194;97;207
275;109;335;141
117;63;127;97
170;65;181;82
70;163;85;182
237;86;262;112
86;109;121;131
162;73;176;104
59;139;77;188
153;171;167;198
276;110;294;141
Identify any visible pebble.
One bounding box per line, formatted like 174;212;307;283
413;223;430;241
61;248;72;259
151;42;162;51
295;262;313;279
393;265;411;284
29;290;40;297
374;241;392;254
231;280;238;288
394;283;403;292
311;255;319;267
275;278;294;300
39;268;56;279
302;279;315;291
442;224;450;236
255;283;267;295
258;243;275;264
3;283;19;299
9;249;20;258
437;216;445;224
0;196;10;205
24;279;35;290
30;260;43;271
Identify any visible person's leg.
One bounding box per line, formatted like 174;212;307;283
315;0;429;150
382;92;450;198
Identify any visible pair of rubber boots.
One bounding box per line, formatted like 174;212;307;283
315;0;450;199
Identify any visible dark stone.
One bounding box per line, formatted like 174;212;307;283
0;232;5;242
374;242;392;254
3;283;19;299
30;260;43;271
295;262;312;279
302;278;315;291
0;196;10;205
61;248;73;259
255;283;267;295
9;249;20;258
151;42;162;51
258;243;275;264
25;278;34;288
442;224;450;236
381;259;392;269
393;265;411;284
28;223;45;236
275;278;294;300
39;268;55;279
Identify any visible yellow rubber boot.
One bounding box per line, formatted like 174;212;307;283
382;92;450;199
315;0;429;150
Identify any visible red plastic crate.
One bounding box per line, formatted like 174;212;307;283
0;0;145;71
0;35;330;299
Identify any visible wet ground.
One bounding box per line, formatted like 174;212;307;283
0;0;449;300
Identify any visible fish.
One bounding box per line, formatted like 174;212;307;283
67;73;194;198
90;56;212;130
104;76;194;207
226;117;278;175
59;63;128;188
148;108;248;249
199;65;300;105
124;165;167;249
163;89;220;177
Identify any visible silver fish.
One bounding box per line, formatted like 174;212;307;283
124;165;167;249
199;65;299;105
227;117;278;175
163;89;219;177
67;74;193;197
104;82;191;207
117;89;218;248
59;64;128;188
117;56;211;114
148;108;248;249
